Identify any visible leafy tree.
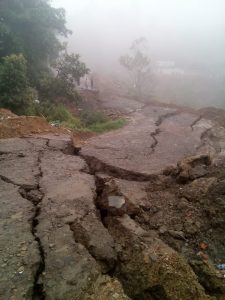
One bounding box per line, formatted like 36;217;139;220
0;0;70;82
55;52;90;89
0;0;90;115
120;37;151;99
0;53;37;114
37;72;82;105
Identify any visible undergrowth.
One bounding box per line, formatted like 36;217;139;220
47;104;127;133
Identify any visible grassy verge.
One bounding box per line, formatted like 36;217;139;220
88;118;127;133
47;104;127;133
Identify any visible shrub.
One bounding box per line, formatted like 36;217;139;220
0;54;37;114
48;103;72;122
47;103;82;129
80;110;109;127
38;74;82;105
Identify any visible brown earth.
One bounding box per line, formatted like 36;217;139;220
1;99;225;299
0;108;17;119
0;114;68;139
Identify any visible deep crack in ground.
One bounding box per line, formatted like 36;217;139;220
19;150;46;300
150;128;160;154
80;110;182;181
190;115;202;131
155;110;179;126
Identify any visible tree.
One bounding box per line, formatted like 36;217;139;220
119;37;151;99
0;54;37;114
0;0;70;82
55;52;90;89
0;0;90;114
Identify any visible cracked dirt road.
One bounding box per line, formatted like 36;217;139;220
1;102;225;299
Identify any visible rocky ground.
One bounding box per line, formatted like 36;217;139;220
1;100;225;300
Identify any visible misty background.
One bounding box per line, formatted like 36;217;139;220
52;0;225;108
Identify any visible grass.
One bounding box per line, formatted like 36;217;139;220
88;118;127;133
61;118;82;130
48;104;127;133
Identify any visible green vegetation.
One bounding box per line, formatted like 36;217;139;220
0;0;69;81
0;54;37;114
55;53;89;88
47;104;82;129
88;118;127;133
0;0;88;115
80;110;127;133
45;104;126;133
0;0;126;134
80;111;109;126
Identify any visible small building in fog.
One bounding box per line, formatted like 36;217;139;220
157;61;185;75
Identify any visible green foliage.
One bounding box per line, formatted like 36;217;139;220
38;73;82;104
47;103;82;129
0;0;89;115
43;104;127;133
80;111;109;127
88;118;127;133
61;118;82;130
0;53;37;114
80;110;127;133
20;52;87;108
48;103;73;122
55;53;89;89
0;0;70;81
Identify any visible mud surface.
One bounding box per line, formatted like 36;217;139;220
0;114;68;139
1;102;225;299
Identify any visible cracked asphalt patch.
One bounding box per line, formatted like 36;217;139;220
0;135;129;300
0;179;40;300
80;107;214;178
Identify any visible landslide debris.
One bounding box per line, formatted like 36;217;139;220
77;104;225;299
0;110;67;139
106;215;211;300
0;108;17;119
92;161;225;299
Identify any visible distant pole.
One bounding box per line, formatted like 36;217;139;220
85;77;88;89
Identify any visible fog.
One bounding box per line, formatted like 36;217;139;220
51;0;225;108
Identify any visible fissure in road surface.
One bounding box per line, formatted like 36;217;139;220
19;151;46;300
190;115;202;131
150;128;160;154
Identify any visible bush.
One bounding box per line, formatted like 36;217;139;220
47;103;82;129
48;103;72;122
31;103;127;133
38;74;82;105
80;111;109;127
61;118;82;129
0;54;37;114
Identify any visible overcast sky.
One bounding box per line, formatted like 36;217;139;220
51;0;225;71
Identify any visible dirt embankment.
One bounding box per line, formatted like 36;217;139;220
0;109;69;139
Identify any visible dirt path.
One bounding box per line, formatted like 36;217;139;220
1;101;225;299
